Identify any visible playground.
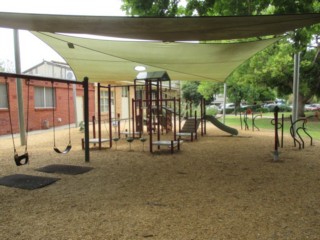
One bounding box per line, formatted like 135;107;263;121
1;122;320;239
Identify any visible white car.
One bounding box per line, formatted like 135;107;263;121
218;103;235;113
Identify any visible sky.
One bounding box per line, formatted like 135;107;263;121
0;0;126;71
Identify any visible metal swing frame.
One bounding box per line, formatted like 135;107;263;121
1;72;90;162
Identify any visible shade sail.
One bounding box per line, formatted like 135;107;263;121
0;12;319;41
32;32;280;83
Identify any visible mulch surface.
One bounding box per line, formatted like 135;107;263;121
0;124;320;239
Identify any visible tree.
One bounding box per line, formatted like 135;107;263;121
242;36;320;116
181;81;203;105
186;0;320;116
197;81;221;101
121;0;185;16
121;0;320;116
186;0;270;16
0;60;15;72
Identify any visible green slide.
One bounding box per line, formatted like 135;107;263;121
204;115;238;136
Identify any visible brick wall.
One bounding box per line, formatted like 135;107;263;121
0;76;95;136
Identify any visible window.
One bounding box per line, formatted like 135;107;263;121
100;90;114;113
0;83;8;108
34;86;55;108
122;86;128;97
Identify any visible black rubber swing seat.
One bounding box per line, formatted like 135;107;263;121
54;144;72;154
14;153;29;166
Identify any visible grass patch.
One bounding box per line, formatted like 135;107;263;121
222;113;320;140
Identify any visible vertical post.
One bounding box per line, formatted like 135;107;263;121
108;84;112;148
128;86;131;134
97;83;101;149
157;80;160;145
13;29;26;146
273;106;279;161
178;98;181;132
148;81;153;153
92;116;96;139
83;77;90;162
203;98;206;135
72;82;78;127
117;113;121;138
281;114;284;148
292;52;300;129
140;99;143;135
200;98;204;136
132;98;135;138
194;110;197;140
223;83;227;124
173;97;176;141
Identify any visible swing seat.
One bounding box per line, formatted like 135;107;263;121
14;153;29;166
54;144;72;154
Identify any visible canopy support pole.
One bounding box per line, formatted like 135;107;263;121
83;77;90;162
292;52;300;132
222;83;227;124
13;29;26;146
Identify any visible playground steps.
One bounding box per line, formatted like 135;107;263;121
180;118;200;133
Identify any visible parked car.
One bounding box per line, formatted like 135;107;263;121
305;104;320;111
263;103;291;112
218;103;235;114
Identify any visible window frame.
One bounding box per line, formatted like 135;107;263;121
100;90;114;113
34;86;55;109
0;83;8;109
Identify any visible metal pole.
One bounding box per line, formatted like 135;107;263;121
13;29;26;146
108;84;112;148
292;52;300;128
128;86;131;134
222;83;227;124
72;83;78;127
83;77;90;162
97;83;101;149
173;97;176;141
273;106;279;161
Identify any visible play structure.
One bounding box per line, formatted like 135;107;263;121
88;71;182;153
239;110;262;131
135;71;181;153
176;99;204;141
205;115;238;136
289;115;313;149
2;70;241;163
271;106;315;161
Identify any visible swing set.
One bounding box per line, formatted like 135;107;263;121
2;72;91;165
6;77;30;166
51;81;72;154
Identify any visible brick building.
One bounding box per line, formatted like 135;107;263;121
0;61;95;136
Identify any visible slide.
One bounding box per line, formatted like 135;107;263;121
204;115;238;136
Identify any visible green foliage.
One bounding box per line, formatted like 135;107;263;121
121;0;320;117
121;0;184;16
206;107;218;116
181;81;203;105
197;81;221;101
